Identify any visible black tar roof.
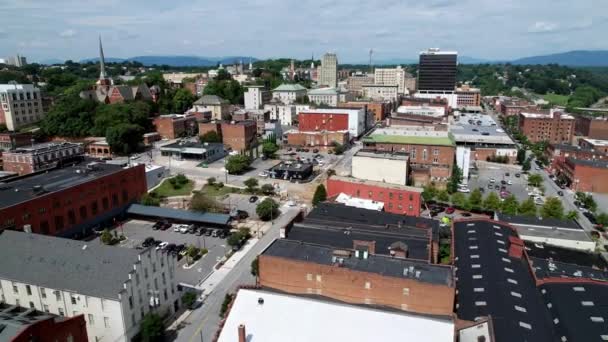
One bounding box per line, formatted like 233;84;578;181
530;257;608;282
453;220;557;342
270;161;313;172
524;241;608;269
0;161;126;209
287;223;431;261
496;213;582;230
127;204;230;226
160;141;224;150
264;239;453;286
539;282;608;342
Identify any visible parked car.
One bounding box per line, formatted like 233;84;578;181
446;207;455;214
212;229;219;238
500;180;507;185
152;222;163;230
559;184;566;189
195;228;205;236
557;191;564;196
478;187;485;193
487;184;494;189
258;171;269;178
179;225;189;234
287;147;293;152
457;187;470;193
494;185;501;190
489;178;496;183
507;180;513;185
583;212;598;225
312;149;319;153
249;196;259;203
156;242;169;250
219;230;227;239
187;225;196;234
173;225;181;232
461;212;472;217
237;210;249;220
303;148;310;152
505;172;510;177
515;173;521;178
204;229;212;236
160;220;171;230
142;237;156;247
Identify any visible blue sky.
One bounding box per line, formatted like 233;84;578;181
1;0;607;63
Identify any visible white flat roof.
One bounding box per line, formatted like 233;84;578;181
217;289;454;342
336;193;384;211
521;112;575;120
582;138;608;147
300;108;362;115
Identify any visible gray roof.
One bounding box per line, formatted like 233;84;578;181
127;204;230;226
273;84;307;92
194;95;228;105
0;162;127;209
263;239;453;286
495;213;582;230
0;230;143;300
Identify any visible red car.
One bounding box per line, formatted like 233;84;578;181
446;207;455;214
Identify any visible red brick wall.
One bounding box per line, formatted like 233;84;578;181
370;143;454;180
298;112;349;132
259;255;455;316
2;154;34;175
221;122;257;151
12;315;88;342
519;113;574;144
580;139;608;154
575;117;608;140
108;87;125;104
326;177;421;216
0;165;147;236
154;117;191;139
570;163;608;193
340;102;389;122
287;131;348;147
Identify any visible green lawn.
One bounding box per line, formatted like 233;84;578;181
200;184;244;197
542;93;570;106
151;179;195;197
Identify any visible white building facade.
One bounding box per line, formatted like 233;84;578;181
0;84;44;131
352;151;409;185
362;84;399;102
244;85;270;110
0;231;180;342
374;66;408;94
271;84;307;105
318;53;338;88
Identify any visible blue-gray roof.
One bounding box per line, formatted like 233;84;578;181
127;204;230;225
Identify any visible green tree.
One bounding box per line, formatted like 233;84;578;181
172;88;196;113
516;149;526;164
451;192;467;208
421;184;437;203
522;159;531;172
244;177;259;193
500;195;519;215
256;198;280;221
483;192;501;211
447;164;463;194
200;131;221;143
105;123;144;155
519;197;538;217
333;142;345;155
141;193;161;207
207;177;216;186
100;229;113;245
437;190;450;203
312;184;327;206
185;245;199;264
469;189;483;209
528;173;543;187
251;257;259;277
220;294;234;318
191;192;222;213
140;313;164;342
181;292;197;308
260;183;275;195
262;141;279;157
225;154;251;174
566;210;579;220
596;212;608;226
541;197;564;219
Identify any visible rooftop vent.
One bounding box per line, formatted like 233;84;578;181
257;298;264;305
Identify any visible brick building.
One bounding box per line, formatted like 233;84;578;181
0;131;33;151
544;143;607;174
259;239;454;316
198;120;223;139
2;142;84;176
363;128;455;187
327;176;422;216
85;138;112;159
0;161;147;238
232;109;270;136
401;96;449;114
221;121;257;152
455;85;481;107
574;115;608;139
578;138;608;154
285;130;348;147
519;110;575;144
298;108;368;138
153;114;198;139
0;304;88;342
554;158;608;193
339;100;392;122
499;98;535;116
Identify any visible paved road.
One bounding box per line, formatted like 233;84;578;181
168;207;300;342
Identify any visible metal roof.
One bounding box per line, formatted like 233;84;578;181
127;204;230;225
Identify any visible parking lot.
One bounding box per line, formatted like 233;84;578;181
219;193;268;220
467;164;531;202
115;220;230;286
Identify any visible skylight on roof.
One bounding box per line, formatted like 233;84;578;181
475;301;487;306
519;322;532;330
507;278;518;284
496;240;505;245
510;291;522;298
504;267;514;273
581;301;594;306
472;264;481;268
474;288;485;293
590;317;605;323
573;286;586;292
514;305;527;313
473;275;483;279
470;254;479;259
499;248;507;253
469;246;478;250
502;257;511;263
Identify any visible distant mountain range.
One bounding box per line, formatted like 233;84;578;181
36;50;608;67
78;55;258;67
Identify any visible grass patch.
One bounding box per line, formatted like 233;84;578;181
152;178;195;197
542;93;570;106
201;184;244;197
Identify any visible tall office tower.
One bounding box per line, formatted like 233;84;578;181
415;48;458;107
319;53;338;88
417;48;457;91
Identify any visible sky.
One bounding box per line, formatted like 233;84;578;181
1;0;607;63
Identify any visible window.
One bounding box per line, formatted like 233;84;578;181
91;201;98;215
433;148;439;155
422;149;427;160
364;281;371;289
41;288;46;298
88;314;95;325
40;221;49;234
26;285;32;295
102;197;109;210
164;289;168;301
71;296;77;305
122;189;129;203
144;268;149;279
67;210;76;225
389;192;393;199
43;304;49;312
129;296;133;309
162;272;166;285
368;191;373;198
55;291;61;301
135;273;140;285
316;275;322;282
58;308;65;316
403;288;410;296
79;206;87;220
398;193;403;200
12;283;18;294
29;301;35;309
54;216;64;230
112;194;119;207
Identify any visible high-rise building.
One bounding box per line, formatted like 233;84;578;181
0;84;44;131
318;53;338;88
375;66;408;94
6;55;27;67
417;49;457;91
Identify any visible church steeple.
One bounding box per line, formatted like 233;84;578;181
98;36;108;80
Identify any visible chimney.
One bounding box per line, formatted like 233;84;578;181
238;324;246;342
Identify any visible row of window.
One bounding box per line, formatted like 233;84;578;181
305;273;411;294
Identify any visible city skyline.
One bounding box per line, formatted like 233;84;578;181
1;0;607;63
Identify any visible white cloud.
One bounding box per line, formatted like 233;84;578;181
59;29;76;37
528;21;559;33
182;39;192;46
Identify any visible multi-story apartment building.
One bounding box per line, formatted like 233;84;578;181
346;73;374;95
264;102;308;126
499;98;534;116
318;53;338;88
271;84;307;105
339;100;392;122
519;110;575;144
374;66;408;94
0;162;147;238
244;85;271;109
455;85;481;107
555;158;608;193
362;84;399;102
299;108;368;138
190;95;231;120
0;230;179;342
153;114;198;139
574;115;608;140
232;109;270;136
363;128;456;187
221;120;257;152
578;138;608;154
0;84;44;131
2;142;85;176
